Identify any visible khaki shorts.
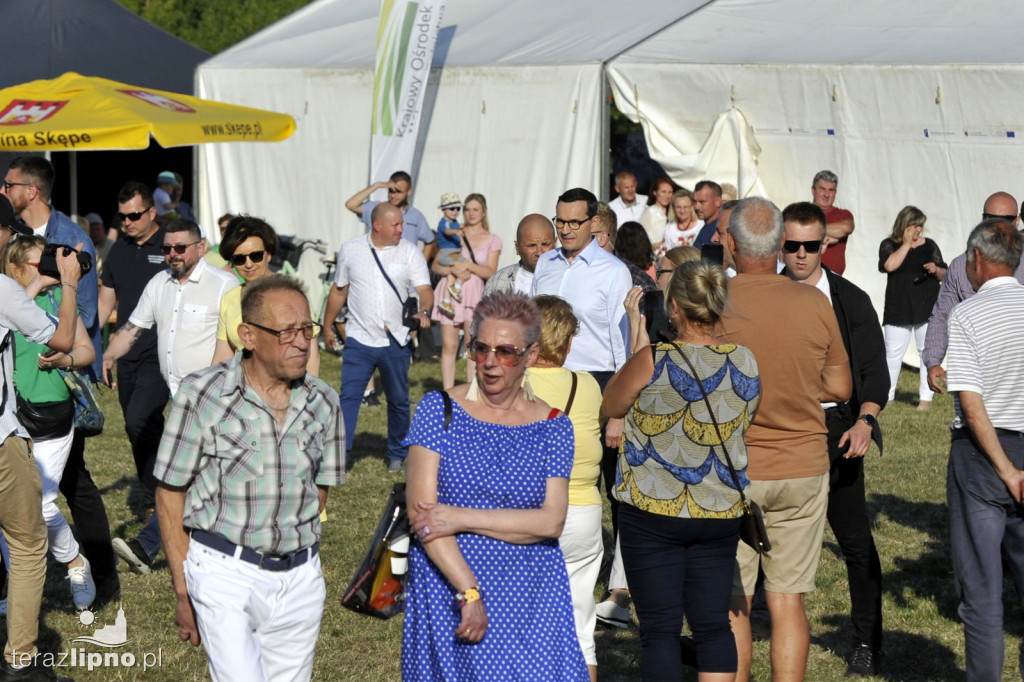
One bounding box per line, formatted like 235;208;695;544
732;473;829;596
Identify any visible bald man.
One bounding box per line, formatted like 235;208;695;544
923;191;1024;394
482;214;557;296
323;203;433;472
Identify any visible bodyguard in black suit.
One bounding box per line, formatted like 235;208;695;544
780;202;889;677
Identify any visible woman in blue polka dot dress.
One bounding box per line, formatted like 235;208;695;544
402;292;589;681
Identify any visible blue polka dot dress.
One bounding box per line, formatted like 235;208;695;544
401;391;589;681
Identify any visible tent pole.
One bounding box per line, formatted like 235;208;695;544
600;64;611;202
69;151;78;219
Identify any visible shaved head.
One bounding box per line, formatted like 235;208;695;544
516;213;555;242
983;192;1019;226
515;214;557;272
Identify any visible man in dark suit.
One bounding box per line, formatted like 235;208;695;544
780;201;890;677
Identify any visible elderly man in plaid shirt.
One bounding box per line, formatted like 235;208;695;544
154;275;345;682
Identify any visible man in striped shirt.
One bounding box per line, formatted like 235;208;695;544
945;218;1024;682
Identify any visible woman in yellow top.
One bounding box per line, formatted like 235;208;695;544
529;295;603;682
211;216;319;375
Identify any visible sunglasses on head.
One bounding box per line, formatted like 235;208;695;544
117;209;151;222
468;339;529;367
782;239;824;254
160;241;200;255
230;250;266;267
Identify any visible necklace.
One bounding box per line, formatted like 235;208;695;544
242;362;290;413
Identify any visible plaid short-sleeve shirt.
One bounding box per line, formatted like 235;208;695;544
154;355;345;555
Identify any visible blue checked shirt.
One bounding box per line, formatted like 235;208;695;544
154;355;345;555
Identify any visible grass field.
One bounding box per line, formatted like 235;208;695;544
23;354;1022;680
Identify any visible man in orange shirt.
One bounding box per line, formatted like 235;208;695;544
719;197;852;682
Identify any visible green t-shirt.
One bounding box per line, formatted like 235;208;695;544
13;290;69;403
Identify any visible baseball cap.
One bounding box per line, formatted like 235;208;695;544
84;212;103;225
157;171;178;185
0;195;33;236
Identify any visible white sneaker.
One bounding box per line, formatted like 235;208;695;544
68;556;97;610
595;600;631;629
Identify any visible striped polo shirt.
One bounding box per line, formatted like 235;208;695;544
947;276;1024;432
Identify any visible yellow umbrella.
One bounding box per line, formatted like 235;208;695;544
0;71;295;151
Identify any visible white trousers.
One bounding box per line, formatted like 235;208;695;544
185;540;327;682
884;323;932;402
0;429;79;566
560;504;603;666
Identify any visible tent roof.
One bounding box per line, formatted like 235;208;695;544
201;0;706;69
618;0;1024;65
0;0;209;92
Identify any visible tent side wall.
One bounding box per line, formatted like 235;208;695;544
608;60;1024;360
197;63;605;267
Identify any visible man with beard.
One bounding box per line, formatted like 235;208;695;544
103;217;238;573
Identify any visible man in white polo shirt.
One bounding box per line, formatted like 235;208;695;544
102;218;238;573
608;171;647;227
945;217;1024;682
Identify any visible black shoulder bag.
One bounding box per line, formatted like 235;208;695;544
369;243;421;331
668;341;771;554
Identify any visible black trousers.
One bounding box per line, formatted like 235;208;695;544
59;431;119;600
825;405;883;650
116;354;169;510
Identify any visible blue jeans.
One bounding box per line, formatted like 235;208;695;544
619;504;741;679
340;336;412;463
947;428;1024;682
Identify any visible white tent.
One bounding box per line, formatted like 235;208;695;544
195;0;701;264
607;0;1024;317
198;0;1024;321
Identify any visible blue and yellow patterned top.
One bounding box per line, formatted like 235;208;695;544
615;341;760;519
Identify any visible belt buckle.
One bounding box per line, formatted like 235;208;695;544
258;552;287;570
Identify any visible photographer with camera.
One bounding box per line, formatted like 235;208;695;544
323;203;432;473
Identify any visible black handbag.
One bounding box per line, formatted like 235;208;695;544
669;341;771;554
16;395;74;441
370;244;421;331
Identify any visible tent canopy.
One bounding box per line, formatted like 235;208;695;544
0;0;208;92
197;0;1024;332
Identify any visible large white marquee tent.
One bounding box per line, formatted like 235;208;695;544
197;0;1024;317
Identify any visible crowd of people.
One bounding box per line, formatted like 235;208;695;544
0;153;1019;682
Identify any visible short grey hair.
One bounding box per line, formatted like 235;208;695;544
728;197;783;259
966;218;1023;271
812;170;838;187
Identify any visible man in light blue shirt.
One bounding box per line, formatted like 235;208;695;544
531;188;632;376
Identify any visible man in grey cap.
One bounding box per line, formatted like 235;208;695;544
85;212;113;268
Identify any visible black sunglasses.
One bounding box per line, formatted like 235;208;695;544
782;239;824;254
230;250;266;267
161;241;200;255
117;209;151;222
982;212;1018;222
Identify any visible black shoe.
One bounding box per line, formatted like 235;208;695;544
112;538;153;575
361;392;381;407
845;644;881;677
0;658;74;681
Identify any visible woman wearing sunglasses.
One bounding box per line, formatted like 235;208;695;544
877;206;946;410
604;260;761;682
210;216;320;374
403;292;589;681
2;235;98;611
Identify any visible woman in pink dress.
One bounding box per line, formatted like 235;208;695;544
431;193;502;388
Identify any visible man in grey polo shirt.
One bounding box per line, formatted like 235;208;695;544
945;218;1024;682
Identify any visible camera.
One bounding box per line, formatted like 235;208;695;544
38;244;92;280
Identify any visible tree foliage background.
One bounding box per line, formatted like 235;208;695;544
117;0;316;54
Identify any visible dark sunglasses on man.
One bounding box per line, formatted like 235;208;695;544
782;239;825;254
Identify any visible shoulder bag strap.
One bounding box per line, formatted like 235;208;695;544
463;232;478;264
667;341;750;510
563;372;578;415
369;242;406;306
439;390;453;431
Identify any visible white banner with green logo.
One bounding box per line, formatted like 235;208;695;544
370;0;446;187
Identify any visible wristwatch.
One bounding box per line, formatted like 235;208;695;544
858;414;877;428
420;309;430;316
